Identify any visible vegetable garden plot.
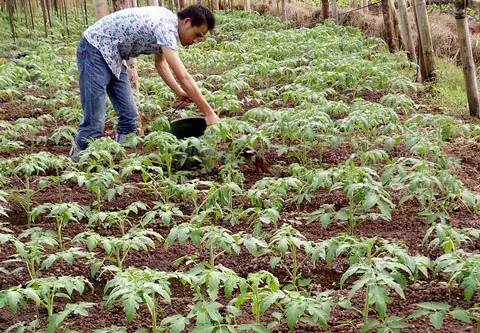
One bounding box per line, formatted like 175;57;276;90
1;10;480;333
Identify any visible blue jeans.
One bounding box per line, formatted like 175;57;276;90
75;37;138;150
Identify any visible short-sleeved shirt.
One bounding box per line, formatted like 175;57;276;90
84;6;178;78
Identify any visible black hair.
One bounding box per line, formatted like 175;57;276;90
177;5;215;30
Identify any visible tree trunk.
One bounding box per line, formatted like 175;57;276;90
94;0;109;19
331;0;338;24
46;0;52;27
322;0;328;19
363;0;368;12
7;0;16;41
455;0;480;117
40;0;48;36
62;0;69;36
381;0;396;52
389;0;402;48
413;0;435;81
397;0;416;61
83;0;88;25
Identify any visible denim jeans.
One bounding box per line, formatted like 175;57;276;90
75;37;138;150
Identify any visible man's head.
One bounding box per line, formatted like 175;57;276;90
177;5;215;47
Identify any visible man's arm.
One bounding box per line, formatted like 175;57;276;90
154;53;186;97
161;46;220;125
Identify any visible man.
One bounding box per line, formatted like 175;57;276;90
70;4;220;161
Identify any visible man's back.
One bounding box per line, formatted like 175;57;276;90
84;6;178;78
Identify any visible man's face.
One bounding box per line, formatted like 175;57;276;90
178;18;209;47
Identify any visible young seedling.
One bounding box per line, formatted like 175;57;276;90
435;251;480;301
268;224;309;289
141;202;184;227
73;228;162;270
232;270;282;327
410;302;471;330
87;201;148;236
31;202;85;250
424;223;480;254
62;168;129;209
166;224;241;267
0;275;92;318
104;267;178;333
4;152;69;224
2;227;99;280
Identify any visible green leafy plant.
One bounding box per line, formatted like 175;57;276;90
268;224;309;289
73;228;162;270
2;227;98;280
87;201;148;236
424;223;480;254
410;302;471;330
104;267;178;333
434;251;480;301
0;275;92;319
31;202;85;250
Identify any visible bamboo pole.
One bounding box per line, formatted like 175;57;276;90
381;0;396;52
455;0;480;117
413;0;435;80
398;0;416;61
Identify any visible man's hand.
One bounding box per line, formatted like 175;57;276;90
177;89;190;102
205;112;220;125
161;47;218;119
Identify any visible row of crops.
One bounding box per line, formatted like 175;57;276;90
0;10;479;333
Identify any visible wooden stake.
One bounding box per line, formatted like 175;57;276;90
413;0;435;81
455;0;480;117
381;0;396;52
398;0;416;61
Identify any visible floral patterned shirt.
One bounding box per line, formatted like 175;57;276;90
84;6;178;78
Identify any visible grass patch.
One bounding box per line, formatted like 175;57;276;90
427;57;469;117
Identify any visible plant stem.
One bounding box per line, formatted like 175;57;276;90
209;245;215;267
363;285;369;323
28;258;36;280
115;248;122;270
292;246;298;289
57;220;63;250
